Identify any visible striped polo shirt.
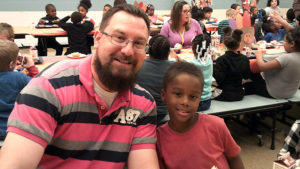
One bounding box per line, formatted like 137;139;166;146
7;55;157;169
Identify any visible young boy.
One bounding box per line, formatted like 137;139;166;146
218;8;237;42
0;22;39;76
37;4;63;56
157;62;245;169
58;11;94;55
0;23;14;41
0;40;36;140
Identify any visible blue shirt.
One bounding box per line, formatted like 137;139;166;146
188;58;213;101
0;71;31;137
263;29;285;42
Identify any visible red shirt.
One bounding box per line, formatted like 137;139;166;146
157;114;241;169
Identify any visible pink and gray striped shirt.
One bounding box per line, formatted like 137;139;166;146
7;55;157;169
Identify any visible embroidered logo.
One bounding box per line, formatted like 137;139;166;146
113;108;141;125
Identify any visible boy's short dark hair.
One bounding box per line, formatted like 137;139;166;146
100;4;149;32
71;11;83;24
0;39;19;72
148;35;170;60
163;62;204;91
287;8;295;22
45;4;55;11
192;34;211;58
104;4;112;9
285;27;300;52
203;7;213;13
0;23;14;40
230;3;240;10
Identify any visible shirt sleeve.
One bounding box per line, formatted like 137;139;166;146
275;53;288;68
7;77;60;147
130;98;157;150
160;22;170;39
219;119;241;157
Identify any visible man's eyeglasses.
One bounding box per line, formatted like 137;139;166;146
101;31;147;53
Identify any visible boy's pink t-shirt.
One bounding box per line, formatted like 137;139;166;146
157;114;241;169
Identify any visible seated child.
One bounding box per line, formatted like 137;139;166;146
78;0;95;54
218;8;237;42
137;35;173;126
191;6;208;35
37;4;63;56
146;4;166;24
254;9;267;41
262;11;293;42
188;34;212;111
244;27;300;99
0;22;39;77
157;61;245;169
286;8;296;27
58;11;94;55
203;7;217;23
0;40;37;140
0;23;14;41
213;27;251;101
231;3;243;29
250;6;258;26
262;19;285;42
278;120;300;159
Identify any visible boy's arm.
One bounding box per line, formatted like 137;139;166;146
59;16;71;24
227;155;245;169
0;132;45;169
22;56;39;78
127;149;159;169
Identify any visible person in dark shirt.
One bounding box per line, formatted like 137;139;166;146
213;27;251;101
58;11;94;55
37;4;63;56
137;35;173;126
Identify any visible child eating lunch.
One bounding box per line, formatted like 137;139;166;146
244;27;300;99
58;11;94;55
0;40;37;140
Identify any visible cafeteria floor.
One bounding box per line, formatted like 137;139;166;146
19;47;300;169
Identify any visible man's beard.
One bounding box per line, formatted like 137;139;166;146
93;52;138;93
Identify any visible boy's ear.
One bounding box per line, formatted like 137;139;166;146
9;61;16;70
290;41;295;49
93;31;103;48
161;89;166;103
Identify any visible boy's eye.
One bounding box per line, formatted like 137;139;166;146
190;95;200;100
173;92;181;97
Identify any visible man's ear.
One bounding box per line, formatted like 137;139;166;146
93;31;102;48
161;89;166;103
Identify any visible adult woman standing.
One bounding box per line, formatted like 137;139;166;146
160;0;202;49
